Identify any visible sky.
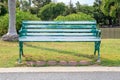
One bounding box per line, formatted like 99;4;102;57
54;0;95;6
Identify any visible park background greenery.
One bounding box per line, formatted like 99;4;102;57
0;0;120;67
0;0;120;35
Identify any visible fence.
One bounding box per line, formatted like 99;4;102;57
100;28;120;39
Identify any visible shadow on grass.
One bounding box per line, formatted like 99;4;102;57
24;43;97;60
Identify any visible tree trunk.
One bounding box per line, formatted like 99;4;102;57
8;0;17;35
2;0;18;41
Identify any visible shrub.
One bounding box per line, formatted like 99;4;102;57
0;10;40;36
54;12;94;21
16;10;40;31
0;14;9;36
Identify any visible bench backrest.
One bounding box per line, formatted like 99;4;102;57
19;21;98;37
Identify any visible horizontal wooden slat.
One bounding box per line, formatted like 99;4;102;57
22;29;97;33
22;25;96;29
19;36;100;42
21;33;96;36
20;36;97;38
23;21;96;25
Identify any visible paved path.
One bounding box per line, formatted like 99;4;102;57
0;67;120;80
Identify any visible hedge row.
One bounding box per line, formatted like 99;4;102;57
54;12;94;21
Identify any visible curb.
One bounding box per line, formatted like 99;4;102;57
0;67;120;73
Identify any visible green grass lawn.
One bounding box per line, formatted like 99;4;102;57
0;39;120;67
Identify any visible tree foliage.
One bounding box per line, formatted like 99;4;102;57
20;0;31;11
0;0;8;16
32;0;51;15
32;0;51;8
38;3;66;20
0;0;8;4
76;1;94;16
101;0;120;25
68;0;76;14
29;6;38;14
0;3;7;16
93;0;107;25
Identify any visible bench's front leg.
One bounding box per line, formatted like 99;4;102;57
19;41;23;63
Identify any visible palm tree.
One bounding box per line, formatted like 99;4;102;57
2;0;18;41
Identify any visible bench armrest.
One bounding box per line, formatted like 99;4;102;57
96;30;101;37
19;28;23;37
19;30;22;33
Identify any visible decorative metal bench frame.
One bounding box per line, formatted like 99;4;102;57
19;21;101;63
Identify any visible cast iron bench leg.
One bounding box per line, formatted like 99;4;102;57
19;41;23;63
94;42;97;55
94;41;101;62
97;41;101;62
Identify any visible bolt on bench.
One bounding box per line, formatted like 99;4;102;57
19;21;101;63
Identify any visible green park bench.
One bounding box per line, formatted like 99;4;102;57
19;21;101;63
